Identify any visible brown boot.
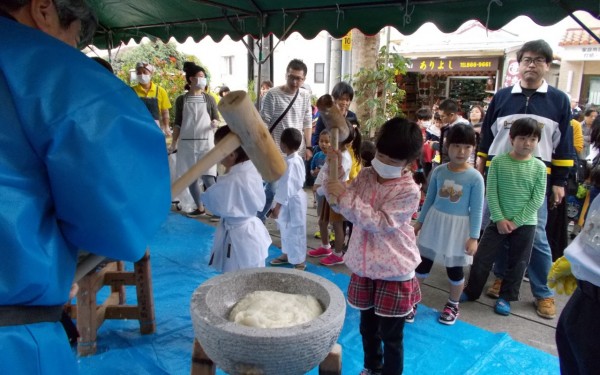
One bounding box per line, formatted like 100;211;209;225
486;278;502;299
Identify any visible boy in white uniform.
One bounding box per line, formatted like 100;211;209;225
201;126;272;272
269;128;308;270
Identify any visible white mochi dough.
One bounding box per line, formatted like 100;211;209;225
229;290;323;328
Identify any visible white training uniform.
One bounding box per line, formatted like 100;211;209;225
274;152;308;265
176;94;217;179
201;161;271;272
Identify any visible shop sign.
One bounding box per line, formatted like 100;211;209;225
407;57;499;72
563;46;600;61
503;59;520;88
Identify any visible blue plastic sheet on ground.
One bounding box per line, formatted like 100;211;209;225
77;213;559;374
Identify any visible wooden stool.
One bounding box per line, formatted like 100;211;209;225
190;339;342;375
68;250;155;356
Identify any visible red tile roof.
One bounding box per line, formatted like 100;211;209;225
559;28;600;46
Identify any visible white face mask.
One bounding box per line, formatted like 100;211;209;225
137;74;151;85
193;77;207;90
371;157;404;179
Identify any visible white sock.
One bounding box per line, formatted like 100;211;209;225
322;244;331;249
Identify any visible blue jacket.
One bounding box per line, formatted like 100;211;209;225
478;81;574;185
0;15;170;373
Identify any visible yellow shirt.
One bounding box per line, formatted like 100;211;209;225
133;82;172;113
571;119;584;154
348;147;362;180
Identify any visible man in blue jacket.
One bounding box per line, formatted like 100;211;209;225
477;39;574;319
0;0;171;372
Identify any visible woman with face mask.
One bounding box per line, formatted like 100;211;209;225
170;62;220;218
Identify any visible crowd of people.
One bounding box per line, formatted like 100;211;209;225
2;0;599;373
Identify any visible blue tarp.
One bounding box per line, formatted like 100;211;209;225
77;213;559;374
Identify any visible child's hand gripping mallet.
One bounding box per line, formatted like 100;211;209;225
316;94;351;205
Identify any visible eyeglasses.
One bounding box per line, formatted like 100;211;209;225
520;57;547;66
287;74;305;82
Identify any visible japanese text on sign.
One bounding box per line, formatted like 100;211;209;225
408;57;499;73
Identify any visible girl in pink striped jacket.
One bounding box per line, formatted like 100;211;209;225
325;117;423;375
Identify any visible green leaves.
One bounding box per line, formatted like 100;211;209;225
351;46;409;135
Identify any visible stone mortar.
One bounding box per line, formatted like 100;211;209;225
190;268;346;375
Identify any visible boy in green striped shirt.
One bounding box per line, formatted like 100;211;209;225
462;118;547;316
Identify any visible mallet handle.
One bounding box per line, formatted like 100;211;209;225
329;127;339;205
171;133;241;198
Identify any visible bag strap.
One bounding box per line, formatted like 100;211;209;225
268;89;299;134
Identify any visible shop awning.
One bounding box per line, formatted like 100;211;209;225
89;0;598;49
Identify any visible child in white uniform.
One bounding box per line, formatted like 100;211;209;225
269;128;308;270
201;126;272;272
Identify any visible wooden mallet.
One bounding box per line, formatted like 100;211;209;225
171;90;287;198
76;91;286;282
316;94;351;205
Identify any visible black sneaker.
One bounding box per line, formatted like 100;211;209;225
186;209;206;218
438;303;459;325
209;215;221;222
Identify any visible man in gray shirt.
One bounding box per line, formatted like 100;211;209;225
258;59;313;221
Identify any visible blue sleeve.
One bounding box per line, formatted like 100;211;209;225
469;171;485;238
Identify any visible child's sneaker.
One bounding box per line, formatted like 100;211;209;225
307;247;332;257
494;298;511;316
438;303;459;325
534;297;556;319
320;253;344;266
405;305;417;323
459;291;471;303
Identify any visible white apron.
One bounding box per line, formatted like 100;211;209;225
176;94;217;178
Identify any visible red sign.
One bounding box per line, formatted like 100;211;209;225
503;59;520;87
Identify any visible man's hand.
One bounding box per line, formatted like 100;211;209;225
465;238;478;256
304;147;313;161
476;156;486;175
548;256;577;295
550;185;566;209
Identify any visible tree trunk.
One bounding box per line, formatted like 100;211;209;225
350;29;380;133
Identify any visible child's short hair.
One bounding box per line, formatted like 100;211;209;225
446;123;477;146
319;129;330;139
375;117;423;162
509;117;542;140
214;126;249;163
280;128;303;152
360;140;376;167
416;107;433;121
